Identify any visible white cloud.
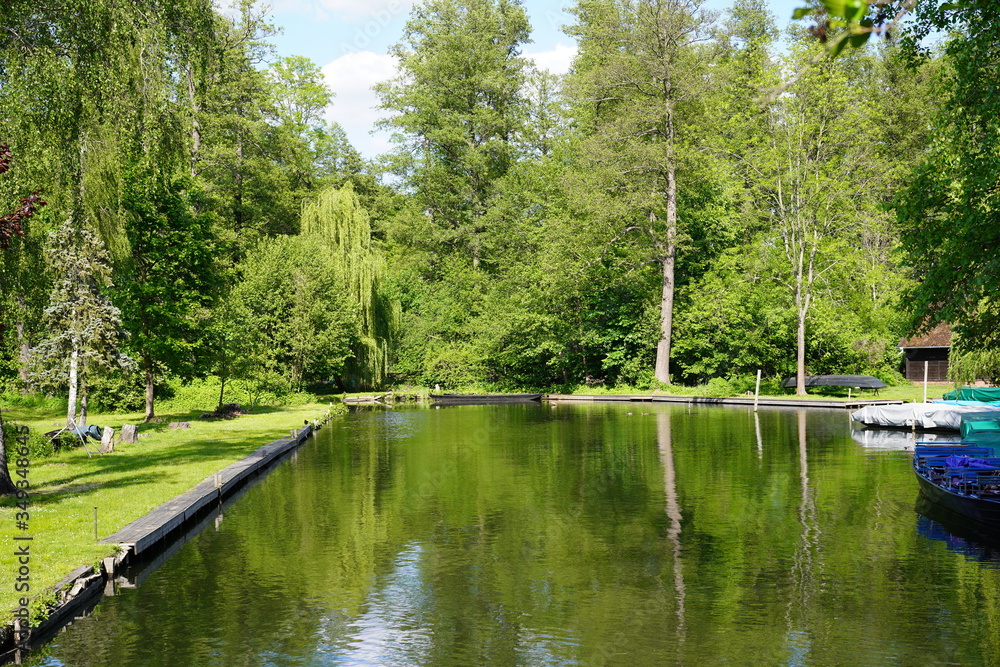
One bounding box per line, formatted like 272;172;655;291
321;42;579;158
322;51;400;157
525;42;577;75
318;0;413;20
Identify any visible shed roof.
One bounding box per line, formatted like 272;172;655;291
899;323;953;349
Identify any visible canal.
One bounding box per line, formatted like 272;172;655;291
26;403;1000;665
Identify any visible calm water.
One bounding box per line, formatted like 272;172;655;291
25;404;1000;666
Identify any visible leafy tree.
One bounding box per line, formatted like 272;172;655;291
30;220;130;427
234;235;357;391
300;184;399;388
737;43;894;394
564;0;721;384
897;4;1000;351
115;170;218;422
376;0;532;268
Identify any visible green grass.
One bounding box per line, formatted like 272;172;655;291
1;400;332;620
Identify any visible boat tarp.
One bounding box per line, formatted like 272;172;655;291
851;403;990;430
962;421;1000;438
781;374;887;389
942;387;1000;402
962;432;1000;449
959;411;1000;438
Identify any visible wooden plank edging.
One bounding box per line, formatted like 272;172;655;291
102;426;312;556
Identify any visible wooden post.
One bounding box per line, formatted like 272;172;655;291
753;369;762;412
923;360;929;403
100;426;116;454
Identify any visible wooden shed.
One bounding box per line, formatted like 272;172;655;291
899;323;952;382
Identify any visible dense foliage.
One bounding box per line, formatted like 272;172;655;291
0;0;990;431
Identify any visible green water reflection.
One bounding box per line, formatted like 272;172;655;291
27;404;1000;666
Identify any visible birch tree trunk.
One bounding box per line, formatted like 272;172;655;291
144;359;156;423
67;338;79;427
79;365;89;427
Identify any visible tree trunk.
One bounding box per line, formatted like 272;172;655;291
67;338;79;427
654;90;678;386
654;150;678;385
79;367;88;427
144;360;156;423
187;64;201;177
217;375;226;413
654;252;676;384
15;296;31;392
793;242;810;396
0;409;19;495
796;298;807;396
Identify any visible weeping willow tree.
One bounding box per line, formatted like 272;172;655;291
300;183;399;388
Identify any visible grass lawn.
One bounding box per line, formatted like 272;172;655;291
1;401;332;619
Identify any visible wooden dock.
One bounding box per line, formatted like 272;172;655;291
102;425;313;559
544;394;904;410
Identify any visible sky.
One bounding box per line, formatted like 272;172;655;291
257;0;802;158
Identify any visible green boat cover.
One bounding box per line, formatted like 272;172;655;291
942;386;1000;402
961;431;1000;454
962;420;1000;438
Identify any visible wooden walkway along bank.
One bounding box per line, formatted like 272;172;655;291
544;394;904;410
102;424;314;559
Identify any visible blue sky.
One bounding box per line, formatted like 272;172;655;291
256;0;802;158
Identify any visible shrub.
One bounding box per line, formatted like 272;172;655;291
702;377;735;397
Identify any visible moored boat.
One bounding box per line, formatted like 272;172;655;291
913;444;1000;523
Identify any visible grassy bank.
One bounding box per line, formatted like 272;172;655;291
1;400;333;619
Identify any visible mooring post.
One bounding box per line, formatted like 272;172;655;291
753;369;761;412
923;360;929;403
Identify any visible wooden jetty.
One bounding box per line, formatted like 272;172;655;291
544;394;904;410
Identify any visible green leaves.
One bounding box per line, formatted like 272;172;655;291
792;0;873;57
826;0;868;23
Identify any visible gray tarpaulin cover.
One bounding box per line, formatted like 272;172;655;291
850;403;990;430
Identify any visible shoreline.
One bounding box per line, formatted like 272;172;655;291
543;394;905;409
1;409;332;664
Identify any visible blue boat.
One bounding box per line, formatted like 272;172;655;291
913;444;1000;523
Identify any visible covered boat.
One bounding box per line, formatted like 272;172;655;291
851;403;988;430
942;386;1000;402
912;444;1000;523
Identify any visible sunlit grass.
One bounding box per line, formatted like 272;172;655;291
1;401;331;619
